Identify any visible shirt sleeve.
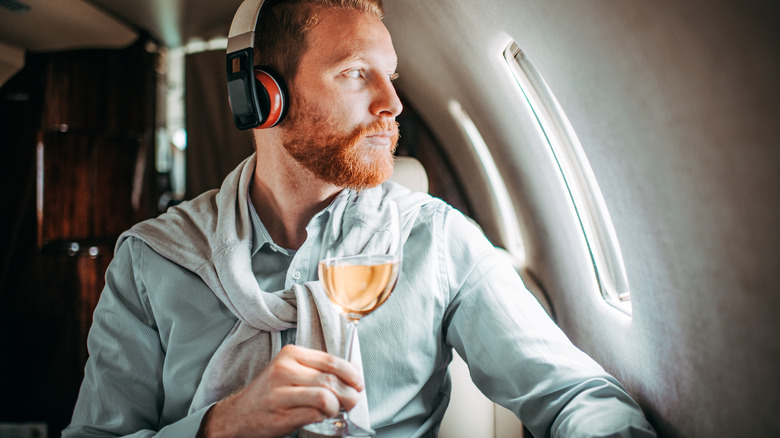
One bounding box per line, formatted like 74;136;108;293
62;237;209;437
440;208;656;438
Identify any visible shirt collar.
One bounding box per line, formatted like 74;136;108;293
246;188;352;257
247;192;277;257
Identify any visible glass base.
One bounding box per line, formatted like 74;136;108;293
301;417;374;437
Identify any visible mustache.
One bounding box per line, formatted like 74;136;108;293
357;119;400;138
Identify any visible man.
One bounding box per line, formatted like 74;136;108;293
65;0;656;437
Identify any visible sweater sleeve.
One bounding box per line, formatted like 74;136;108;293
62;237;210;437
440;208;656;438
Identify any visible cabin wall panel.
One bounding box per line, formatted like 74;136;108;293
39;132;93;244
0;40;158;435
386;2;515;245
41;49;154;134
92;136;146;238
42;58;104;131
38;132;149;246
387;0;780;437
519;3;780;437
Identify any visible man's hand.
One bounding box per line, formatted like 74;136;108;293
197;345;364;438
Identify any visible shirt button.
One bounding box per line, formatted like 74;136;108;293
292;271;302;281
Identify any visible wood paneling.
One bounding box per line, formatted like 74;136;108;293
38;132;148;246
0;38;158;436
93;135;147;238
39;132;93;244
41;48;154;134
37;40;157;247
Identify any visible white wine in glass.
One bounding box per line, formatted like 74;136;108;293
319;254;398;321
303;196;401;437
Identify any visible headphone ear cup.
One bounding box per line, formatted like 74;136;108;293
254;69;287;129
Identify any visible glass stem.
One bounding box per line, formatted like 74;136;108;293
344;319;359;362
339;319;360;425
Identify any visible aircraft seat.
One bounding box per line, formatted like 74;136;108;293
391;156;430;193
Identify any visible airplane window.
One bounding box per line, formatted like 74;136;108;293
448;100;525;262
503;41;631;314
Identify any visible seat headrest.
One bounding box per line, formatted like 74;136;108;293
390;156;429;193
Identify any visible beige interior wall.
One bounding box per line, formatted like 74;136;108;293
385;1;780;436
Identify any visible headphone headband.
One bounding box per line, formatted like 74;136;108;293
228;0;264;42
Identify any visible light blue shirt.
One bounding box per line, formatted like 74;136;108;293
64;180;654;437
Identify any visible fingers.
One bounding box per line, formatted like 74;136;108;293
283;345;365;392
283;367;361;411
201;389;333;438
275;345;364;413
199;346;366;438
274;406;329;429
273;386;343;418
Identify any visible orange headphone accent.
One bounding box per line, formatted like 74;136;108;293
254;70;286;129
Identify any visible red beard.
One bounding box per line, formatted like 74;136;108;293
281;99;399;191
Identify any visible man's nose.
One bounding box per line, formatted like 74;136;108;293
370;77;403;118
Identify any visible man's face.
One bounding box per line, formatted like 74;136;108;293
280;8;403;190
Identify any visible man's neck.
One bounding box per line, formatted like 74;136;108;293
249;134;342;250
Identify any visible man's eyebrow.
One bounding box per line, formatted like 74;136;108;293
330;51;364;66
328;50;398;70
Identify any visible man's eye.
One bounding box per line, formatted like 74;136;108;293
346;69;363;79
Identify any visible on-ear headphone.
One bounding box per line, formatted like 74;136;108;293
227;0;288;130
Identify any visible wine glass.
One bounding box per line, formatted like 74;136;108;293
302;194;402;437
